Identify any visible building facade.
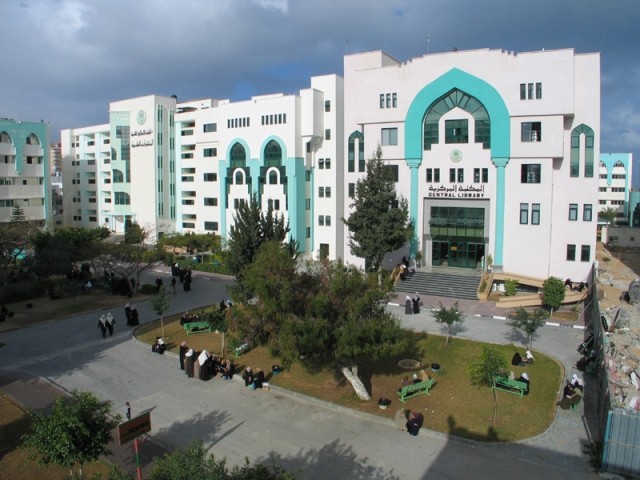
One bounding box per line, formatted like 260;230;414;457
598;153;633;225
0;118;50;226
61;47;599;282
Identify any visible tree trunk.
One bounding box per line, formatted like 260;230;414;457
341;365;371;401
493;387;498;423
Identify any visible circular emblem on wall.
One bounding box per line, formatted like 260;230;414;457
450;149;463;162
136;110;147;125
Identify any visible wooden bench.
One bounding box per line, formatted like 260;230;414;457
396;379;436;403
492;375;528;397
183;321;212;335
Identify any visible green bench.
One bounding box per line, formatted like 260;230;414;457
492;375;528;397
183;321;212;335
396;379;436;403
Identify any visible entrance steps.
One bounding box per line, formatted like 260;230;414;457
395;269;481;300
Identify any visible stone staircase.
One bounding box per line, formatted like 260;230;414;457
395;269;482;300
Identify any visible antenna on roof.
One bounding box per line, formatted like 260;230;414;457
427;34;430;54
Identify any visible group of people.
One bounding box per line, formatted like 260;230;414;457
511;350;535;367
152;337;166;354
557;373;584;409
180;342;236;381
97;313;116;338
171;263;193;292
124;303;140;326
241;367;270;390
404;293;422;315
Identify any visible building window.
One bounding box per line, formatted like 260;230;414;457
583;204;592;221
318;158;331;170
379;93;397;108
450;168;456;183
380;94;385;109
520;203;529;225
204;197;218;206
536;83;542;99
392;93;397;108
521;164;541;183
306;227;311;239
449;168;463;183
204;148;217;157
426;168;440;183
203;123;217;133
204;221;218;231
569;203;578;221
521;122;542;142
319;187;325;198
319;215;324;226
386;165;399;182
325;100;331;112
581;245;591;262
203;173;217;182
348;183;355;198
325;129;331;140
305;198;311;210
381;128;398;146
531;203;540;225
457;168;464;183
445;119;468;144
567;244;576;261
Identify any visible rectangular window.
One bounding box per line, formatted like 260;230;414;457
306;227;311;239
427;169;434;183
569;203;578;221
386;165;399;182
204;221;218;231
319;187;325;198
474;168;480;183
318;158;325;169
325;187;331;198
520;83;526;100
380;94;385;109
521;122;542;142
392;93;397;108
535;83;542;99
581;245;591;262
324;158;331;169
386;93;391;108
325;215;331;226
583;204;592;221
520;203;529;224
203;197;218;206
325;100;331;112
381;128;398;146
348;183;355;198
445;119;468;144
531;203;540;225
457;168;464;183
325;129;331;140
203;123;217;133
521;164;541;183
305;198;311;210
203;148;217;157
450;168;456;183
319;215;325;226
528;83;534;99
482;168;488;183
203;173;217;182
567;244;576;261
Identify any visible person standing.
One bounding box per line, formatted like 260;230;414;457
125;402;131;420
155;277;163;293
130;305;139;326
105;313;115;336
185;349;195;378
98;315;107;338
412;293;421;314
124;303;132;326
405;295;412;315
179;341;188;370
171;276;177;294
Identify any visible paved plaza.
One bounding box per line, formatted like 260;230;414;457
0;268;599;479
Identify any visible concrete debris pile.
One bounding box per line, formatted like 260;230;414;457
602;305;640;411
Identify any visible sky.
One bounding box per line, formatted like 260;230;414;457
2;0;639;184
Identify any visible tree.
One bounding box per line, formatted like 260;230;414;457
151;285;171;339
232;242;406;400
0;208;42;281
124;218;143;244
599;207;617;225
344;145;412;272
21;390;120;479
10;204;27;222
542;276;565;318
147;440;293;480
468;346;508;423
226;193;297;299
433;302;464;346
507;306;547;350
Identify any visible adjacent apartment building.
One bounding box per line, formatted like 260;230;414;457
0;118;50;226
598;153;633;225
61;47;600;282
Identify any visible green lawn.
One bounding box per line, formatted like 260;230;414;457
138;314;562;442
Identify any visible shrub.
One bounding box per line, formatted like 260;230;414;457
602;257;611;262
0;279;47;303
139;283;157;295
504;278;519;296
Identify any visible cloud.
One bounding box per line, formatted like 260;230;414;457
252;0;288;13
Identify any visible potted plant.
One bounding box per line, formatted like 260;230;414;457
414;250;423;269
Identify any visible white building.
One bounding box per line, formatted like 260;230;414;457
0;118;50;227
342;48;599;281
61;47;599;283
599;153;633;225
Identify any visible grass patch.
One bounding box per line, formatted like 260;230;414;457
141;315;562;442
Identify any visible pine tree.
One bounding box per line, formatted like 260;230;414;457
344;145;412;272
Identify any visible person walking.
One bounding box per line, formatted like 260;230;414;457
171;276;177;294
105;313;115;336
98;315;107;338
130;305;139;326
125;401;131;420
124;303;132;326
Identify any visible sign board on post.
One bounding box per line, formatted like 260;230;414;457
117;412;151;445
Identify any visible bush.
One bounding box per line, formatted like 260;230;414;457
139;283;157;295
504;278;519;296
0;279;47;303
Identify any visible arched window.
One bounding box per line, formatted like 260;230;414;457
599;161;606;168
570;124;594;177
114;192;130;205
26;134;40;145
0;131;12;144
230;143;246;168
264;140;282;167
423;89;490;150
268;169;278;185
614;161;625;168
348;131;365;172
235;170;244;185
113;169;124;183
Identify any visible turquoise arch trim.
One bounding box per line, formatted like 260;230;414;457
220;138;252;238
404;67;511;266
